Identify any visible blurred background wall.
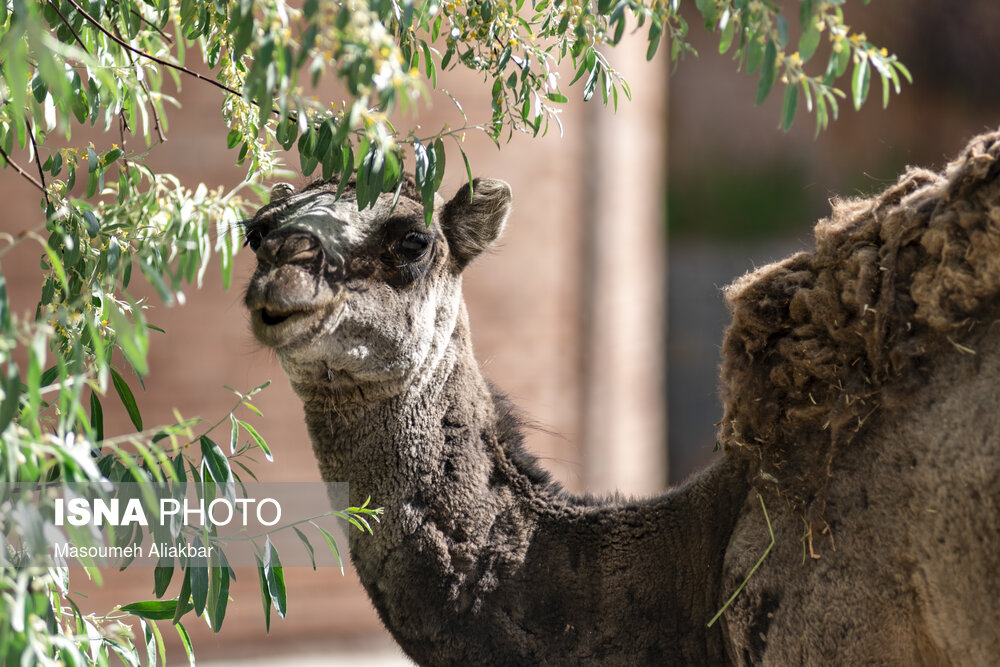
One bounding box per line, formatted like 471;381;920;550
2;1;999;663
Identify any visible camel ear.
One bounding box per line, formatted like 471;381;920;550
441;178;512;269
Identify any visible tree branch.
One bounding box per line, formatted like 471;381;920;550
26;120;51;207
46;0;89;53
0;145;47;194
112;24;166;144
109;0;174;44
63;0;253;107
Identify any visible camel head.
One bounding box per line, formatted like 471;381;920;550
243;177;512;396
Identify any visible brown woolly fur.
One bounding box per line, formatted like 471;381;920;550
719;129;1000;514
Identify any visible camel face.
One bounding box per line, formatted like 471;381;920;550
243;178;511;391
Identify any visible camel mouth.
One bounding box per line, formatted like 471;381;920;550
260;308;296;327
250;305;323;348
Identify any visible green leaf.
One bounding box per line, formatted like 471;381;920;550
110;367;142;431
718;17;736;55
746;38;765;74
694;0;714;22
173;561;192;622
314;524;344;574
775;15;788;48
189;542;209;616
256;555;271;632
175;622;195;666
583;65;599;101
458;143;474;196
31;74;47;103
755;40;778;105
153;559;173;598
82;210;100;236
432;138;446;190
263;538;286;618
779;83;798;131
173;452;187;483
852;56;871;110
200;435;231;484
0;364;21;435
546;92;568;104
89;391;104;441
236;419;272;462
646;19;663;60
798;23;821;61
120;599;191;621
799;0;815;29
293;527;316;570
835;43;851;77
206;557;231;632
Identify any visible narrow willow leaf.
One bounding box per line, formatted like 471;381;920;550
255;554;271;632
237;419;272;461
89;391;104;441
293;527;316;570
110;368;142;430
780;83;798;130
189;541;209;616
718;17;735;55
141;619;156;667
646;19;663;60
798;24;821;61
175;622;195;666
200;436;231;484
207;557;231;632
432;138;446;190
314;524;344;574
263;538;287;618
153;559;173;598
0;364;21;435
755;40;778;105
120;600;191;621
852;57;870;110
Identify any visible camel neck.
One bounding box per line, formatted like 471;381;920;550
298;334;752;663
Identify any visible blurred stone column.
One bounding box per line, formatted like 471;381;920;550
579;33;668;495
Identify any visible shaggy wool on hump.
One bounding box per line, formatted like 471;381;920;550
719;129;1000;515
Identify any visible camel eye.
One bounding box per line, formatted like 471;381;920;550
245;227;263;252
399;231;431;259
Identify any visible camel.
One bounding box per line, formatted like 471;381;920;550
242;129;1000;665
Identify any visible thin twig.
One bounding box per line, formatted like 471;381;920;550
139;81;166;142
113;24;166;143
46;0;89;53
0;145;46;193
64;0;255;108
108;0;174;44
26;119;51;208
707;493;775;628
118;109;130;149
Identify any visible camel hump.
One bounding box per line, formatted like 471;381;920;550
718;128;1000;510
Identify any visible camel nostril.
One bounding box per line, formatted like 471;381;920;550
259;232;322;266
